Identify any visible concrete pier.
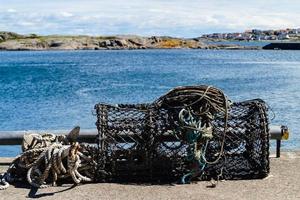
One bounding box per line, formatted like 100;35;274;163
0;152;300;200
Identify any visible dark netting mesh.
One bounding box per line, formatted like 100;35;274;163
94;86;269;183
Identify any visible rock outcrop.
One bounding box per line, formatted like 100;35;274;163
0;32;260;50
0;32;211;50
0;32;24;42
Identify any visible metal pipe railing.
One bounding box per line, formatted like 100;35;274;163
0;125;289;157
0;129;98;145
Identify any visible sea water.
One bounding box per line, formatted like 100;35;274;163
0;49;299;156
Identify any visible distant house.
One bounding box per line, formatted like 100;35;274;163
200;27;298;41
211;33;223;39
252;29;262;35
235;33;245;40
254;35;262;41
263;30;269;35
269;35;277;40
291;29;298;34
278;33;290;40
226;33;234;39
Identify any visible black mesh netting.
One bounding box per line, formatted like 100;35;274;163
94;86;269;183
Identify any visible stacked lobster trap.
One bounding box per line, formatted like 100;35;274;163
94;85;269;183
0;85;270;190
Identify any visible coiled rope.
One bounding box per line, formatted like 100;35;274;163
0;127;96;190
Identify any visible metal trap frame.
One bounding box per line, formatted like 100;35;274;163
94;86;269;183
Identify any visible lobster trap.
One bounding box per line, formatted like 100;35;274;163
94;86;269;183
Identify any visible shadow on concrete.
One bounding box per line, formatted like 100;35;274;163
27;184;77;199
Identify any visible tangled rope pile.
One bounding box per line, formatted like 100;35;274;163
155;86;230;183
0;127;96;190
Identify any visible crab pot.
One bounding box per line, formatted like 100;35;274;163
94;88;269;182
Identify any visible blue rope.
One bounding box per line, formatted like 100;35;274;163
179;108;210;184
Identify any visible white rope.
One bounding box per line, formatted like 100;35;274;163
1;132;95;190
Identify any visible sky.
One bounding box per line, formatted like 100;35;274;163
0;0;300;37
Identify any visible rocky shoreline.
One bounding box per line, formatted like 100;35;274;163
0;32;260;51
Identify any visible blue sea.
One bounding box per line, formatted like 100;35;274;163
0;50;300;156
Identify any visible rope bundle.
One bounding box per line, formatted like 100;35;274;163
0;127;96;190
159;86;230;183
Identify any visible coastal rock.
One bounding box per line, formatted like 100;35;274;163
0;32;217;50
0;32;24;41
115;39;128;47
99;40;111;47
49;41;64;47
128;38;144;46
0;39;48;50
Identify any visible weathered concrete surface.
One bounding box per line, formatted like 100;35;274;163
0;157;13;165
0;152;299;200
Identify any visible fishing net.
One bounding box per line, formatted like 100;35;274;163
94;86;269;183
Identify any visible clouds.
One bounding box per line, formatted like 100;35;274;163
60;12;74;18
0;0;299;37
6;8;17;13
